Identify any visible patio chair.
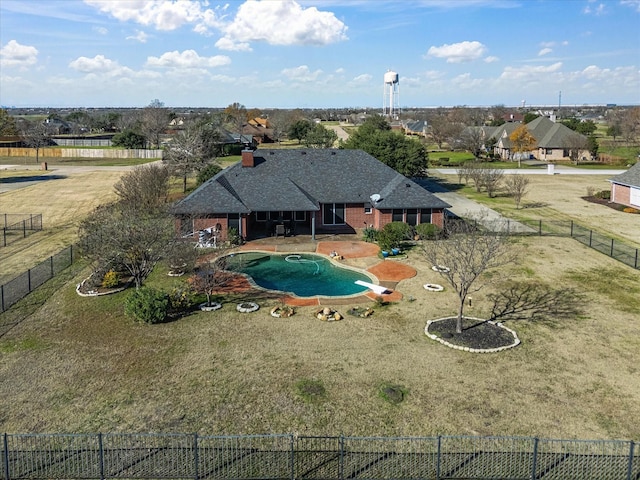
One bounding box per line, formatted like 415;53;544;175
275;224;286;238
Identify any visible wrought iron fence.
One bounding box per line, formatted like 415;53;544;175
1;433;638;480
460;218;639;270
0;214;42;247
0;245;75;314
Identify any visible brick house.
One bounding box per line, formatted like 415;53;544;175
172;148;450;242
609;162;640;208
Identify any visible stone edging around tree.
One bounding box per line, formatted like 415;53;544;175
425;317;520;353
76;277;128;297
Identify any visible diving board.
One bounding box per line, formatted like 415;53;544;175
355;280;390;295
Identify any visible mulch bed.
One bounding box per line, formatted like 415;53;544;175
427;317;516;350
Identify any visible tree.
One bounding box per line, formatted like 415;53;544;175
79;164;174;289
565;132;590;165
458;127;486;159
188;256;233;307
20;121;50;164
421;218;518;334
112;130;146;149
140;99;169;148
113;163;170;212
164;123;210;193
477;166;504;198
523;112;539;124
0;108;19;136
504;174;530;209
341;116;429;177
224;102;247;133
303;123;338;148
509;124;537;168
288;119;313;143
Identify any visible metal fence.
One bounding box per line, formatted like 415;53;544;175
0;214;43;247
1;433;638;480
467;218;639;270
0;245;75;313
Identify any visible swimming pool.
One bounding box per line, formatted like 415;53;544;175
223;252;373;297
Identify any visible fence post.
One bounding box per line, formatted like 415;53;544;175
635;249;638;270
193;433;199;480
538;220;542;236
2;227;5;247
627;441;635;480
531;437;539;480
98;433;104;480
22;220;26;239
50;256;54;278
589;229;593;247
339;436;345;480
1;285;4;313
3;433;9;480
570;220;574;237
289;435;295;480
436;436;441;480
27;269;32;293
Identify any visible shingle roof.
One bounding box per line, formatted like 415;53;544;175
526;116;586;148
172;149;450;214
609;161;640;188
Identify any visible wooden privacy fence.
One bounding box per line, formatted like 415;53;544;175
0;148;163;159
1;433;638;480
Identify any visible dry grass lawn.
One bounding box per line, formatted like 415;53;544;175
0;169;639;440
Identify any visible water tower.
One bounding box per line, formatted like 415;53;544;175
383;70;399;119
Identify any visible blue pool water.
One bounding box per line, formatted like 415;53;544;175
223;252;372;297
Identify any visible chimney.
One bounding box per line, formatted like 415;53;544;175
241;149;255;167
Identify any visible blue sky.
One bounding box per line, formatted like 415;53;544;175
1;0;639;109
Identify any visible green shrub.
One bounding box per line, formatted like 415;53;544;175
196;163;222;185
362;226;378;243
415;223;442;240
380;222;413;249
167;286;193;312
124;287;168;324
379;383;408;405
101;270;120;289
594;190;611;200
227;227;241;246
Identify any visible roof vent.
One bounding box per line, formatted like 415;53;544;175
301;151;306;155
331;151;336;155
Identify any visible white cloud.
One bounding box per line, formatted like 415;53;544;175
127;30;149;43
426;41;487;63
214;37;251;52
92;26;108;35
83;0;225;33
583;2;607;15
499;62;563;81
620;0;640;12
349;73;372;85
281;65;323;82
145;50;231;68
538;47;553;56
216;0;347;51
68;54;134;77
0;40;38;68
484;56;499;63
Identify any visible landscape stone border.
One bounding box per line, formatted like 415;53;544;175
237;302;259;313
425;316;520;353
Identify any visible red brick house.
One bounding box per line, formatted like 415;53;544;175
172;148;450;242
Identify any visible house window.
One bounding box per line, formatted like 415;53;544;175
406;209;418;226
364;202;372;214
294;211;306;221
228;213;240;232
255;211;267;222
420;209;432;224
392;209;404;222
323;203;345;225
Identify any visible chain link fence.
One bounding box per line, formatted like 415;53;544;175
0;245;75;313
1;433;638;479
0;214;42;247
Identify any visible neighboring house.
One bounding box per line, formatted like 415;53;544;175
492;116;589;162
609;162;640;208
243;117;274;144
403;120;428;137
172;148;450;241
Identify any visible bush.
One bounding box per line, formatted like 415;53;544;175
415;223;442;240
382;222;413;246
362;226;378;243
124;287;168;324
167;286;193;313
101;269;120;288
227;227;241;246
594;190;611;200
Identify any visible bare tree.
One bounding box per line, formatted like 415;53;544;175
421;218;518;333
114;163;170;212
79;164;174;289
224;102;247;133
458;127;485;159
504;174;530;209
188;255;233;307
456;161;475;185
477;166;504;198
20;121;50;164
164;122;209;193
565;132;590;165
140;99;169;149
